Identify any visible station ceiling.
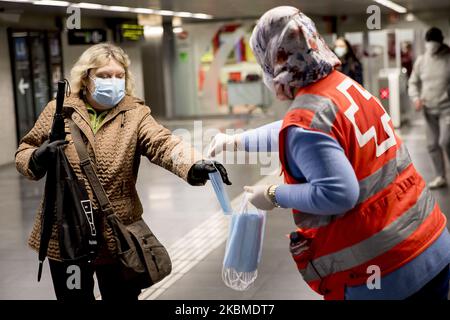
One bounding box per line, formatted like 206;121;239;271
1;0;450;20
110;0;450;17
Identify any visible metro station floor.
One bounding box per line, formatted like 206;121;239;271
0;110;449;300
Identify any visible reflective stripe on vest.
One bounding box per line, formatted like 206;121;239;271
293;211;334;229
289;94;339;133
299;186;436;282
357;142;412;204
293;143;412;229
287;92;413;229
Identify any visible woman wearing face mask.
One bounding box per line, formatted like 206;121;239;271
409;27;450;189
15;43;231;301
334;37;363;85
208;7;450;300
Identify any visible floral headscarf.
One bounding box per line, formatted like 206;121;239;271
250;6;341;100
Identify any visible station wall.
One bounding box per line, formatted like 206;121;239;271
0;13;145;166
0;27;17;166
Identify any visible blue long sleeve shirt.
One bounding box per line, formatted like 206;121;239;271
243;120;359;214
242;121;450;299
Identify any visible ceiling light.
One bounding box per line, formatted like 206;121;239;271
144;25;163;37
174;11;194;18
374;0;407;13
157;10;174;16
2;0;214;20
33;0;70;6
405;13;415;21
191;13;213;19
105;5;131;12
132;7;155;14
0;0;33;3
74;2;103;10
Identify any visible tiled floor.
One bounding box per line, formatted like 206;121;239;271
0;109;449;300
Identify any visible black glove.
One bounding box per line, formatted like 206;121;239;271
30;139;68;175
187;160;232;186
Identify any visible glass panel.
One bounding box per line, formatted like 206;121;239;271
11;33;34;140
29;31;50;116
47;32;63;97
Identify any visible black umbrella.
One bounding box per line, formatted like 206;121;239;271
37;80;97;281
37;80;67;281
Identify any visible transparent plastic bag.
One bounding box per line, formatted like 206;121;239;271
208;170;233;214
222;193;266;291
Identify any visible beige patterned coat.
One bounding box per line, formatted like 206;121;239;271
15;94;202;261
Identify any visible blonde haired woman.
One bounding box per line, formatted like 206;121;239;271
15;43;230;301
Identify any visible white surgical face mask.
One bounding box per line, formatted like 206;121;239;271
425;41;440;55
334;46;347;58
89;76;126;109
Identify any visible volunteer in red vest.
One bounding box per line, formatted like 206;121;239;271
208;6;450;300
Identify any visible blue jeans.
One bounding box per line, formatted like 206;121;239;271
405;264;450;300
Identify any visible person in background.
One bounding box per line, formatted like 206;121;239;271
401;42;413;77
408;27;450;189
334;37;363;85
208;6;450;300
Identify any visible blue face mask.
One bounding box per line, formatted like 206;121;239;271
208;170;233;214
89;77;125;109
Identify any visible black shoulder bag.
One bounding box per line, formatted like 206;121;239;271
55;146;98;263
68;119;172;289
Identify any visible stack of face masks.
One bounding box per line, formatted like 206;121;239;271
208;171;266;291
222;193;266;291
208;170;233;214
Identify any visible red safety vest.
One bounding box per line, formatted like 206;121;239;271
279;70;447;300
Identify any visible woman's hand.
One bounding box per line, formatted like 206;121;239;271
29;139;68;177
32;139;69;168
187;160;232;186
207;133;243;158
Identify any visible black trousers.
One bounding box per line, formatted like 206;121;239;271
49;259;142;301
